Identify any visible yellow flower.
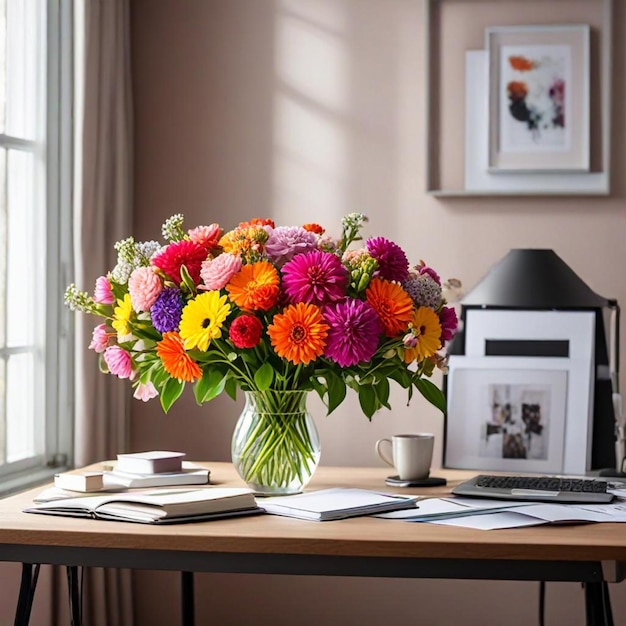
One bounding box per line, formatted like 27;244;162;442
112;294;133;338
179;291;231;351
403;306;442;363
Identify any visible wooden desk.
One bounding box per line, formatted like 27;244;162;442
3;463;625;625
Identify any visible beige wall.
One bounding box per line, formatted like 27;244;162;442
130;1;626;624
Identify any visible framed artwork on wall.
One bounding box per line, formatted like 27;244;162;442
486;24;590;173
444;355;592;475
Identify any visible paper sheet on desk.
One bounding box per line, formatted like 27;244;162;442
430;503;621;530
376;497;532;521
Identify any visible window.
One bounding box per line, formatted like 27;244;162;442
0;0;72;493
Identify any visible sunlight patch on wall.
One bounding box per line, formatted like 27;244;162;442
273;1;349;226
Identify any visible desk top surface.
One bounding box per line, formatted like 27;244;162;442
1;462;625;562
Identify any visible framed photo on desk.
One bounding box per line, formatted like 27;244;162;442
444;356;569;474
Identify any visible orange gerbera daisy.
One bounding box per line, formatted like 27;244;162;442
365;277;414;337
403;306;442;364
156;331;202;383
268;302;329;365
226;261;280;311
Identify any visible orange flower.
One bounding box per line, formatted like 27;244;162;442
508;55;535;72
226;261;280;311
365;278;414;337
403;306;442;363
156;331;202;383
219;226;269;258
268;302;329;365
302;223;324;235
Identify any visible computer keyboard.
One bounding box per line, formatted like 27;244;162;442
452;474;615;504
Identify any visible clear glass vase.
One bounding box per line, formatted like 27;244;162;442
231;389;321;496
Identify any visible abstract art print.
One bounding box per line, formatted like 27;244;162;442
486;25;589;172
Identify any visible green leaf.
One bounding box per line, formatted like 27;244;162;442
374;376;391;410
179;264;197;294
358;384;377;419
160;378;185;413
224;376;238;401
415;378;446;414
194;368;227;404
254;363;274;391
325;371;346;415
388;367;411;389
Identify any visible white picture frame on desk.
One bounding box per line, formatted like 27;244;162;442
445;356;570;474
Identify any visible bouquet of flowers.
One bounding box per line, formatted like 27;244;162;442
65;213;459;492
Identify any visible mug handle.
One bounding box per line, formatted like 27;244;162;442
375;438;394;468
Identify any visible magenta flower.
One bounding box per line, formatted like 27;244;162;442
366;237;409;283
128;266;163;312
103;345;133;379
282;250;348;305
200;253;242;291
323;299;382;367
439;306;459;342
418;263;441;285
264;226;317;268
133;381;158;402
88;324;109;353
93;276;114;304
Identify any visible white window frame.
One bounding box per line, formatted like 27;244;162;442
0;0;73;495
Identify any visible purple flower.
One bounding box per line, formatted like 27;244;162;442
402;274;442;309
264;226;317;268
282;250;348;305
151;287;184;333
439;305;459;342
323;299;382;367
366;237;409;283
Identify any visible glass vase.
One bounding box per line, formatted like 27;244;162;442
231;389;321;496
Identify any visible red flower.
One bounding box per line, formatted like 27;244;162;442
152;240;208;286
229;315;263;349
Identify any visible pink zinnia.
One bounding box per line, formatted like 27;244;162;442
264;226;318;268
128;266;163;312
152;240;208;286
439;305;459;342
282;250;348;305
366;237;409;283
323;299;381;367
188;224;222;251
89;324;109;353
133;381;158;402
200;253;242;291
93;276;114;304
103;345;133;379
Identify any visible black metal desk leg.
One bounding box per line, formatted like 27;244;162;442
584;582;614;626
181;571;195;626
66;566;82;626
14;563;40;626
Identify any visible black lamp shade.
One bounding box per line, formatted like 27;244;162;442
461;249;610;309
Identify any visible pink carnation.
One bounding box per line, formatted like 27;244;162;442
133;381;158;402
200;253;242;291
94;276;114;304
89;324;109;353
103;345;133;379
128;266;163;312
188;224;222;251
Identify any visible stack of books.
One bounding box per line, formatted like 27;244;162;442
104;451;211;489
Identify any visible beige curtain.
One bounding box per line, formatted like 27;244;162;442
54;1;135;624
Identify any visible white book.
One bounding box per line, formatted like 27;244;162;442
24;488;262;524
259;488;418;521
104;462;210;489
116;451;186;474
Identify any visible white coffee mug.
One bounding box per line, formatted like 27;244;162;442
375;433;434;481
